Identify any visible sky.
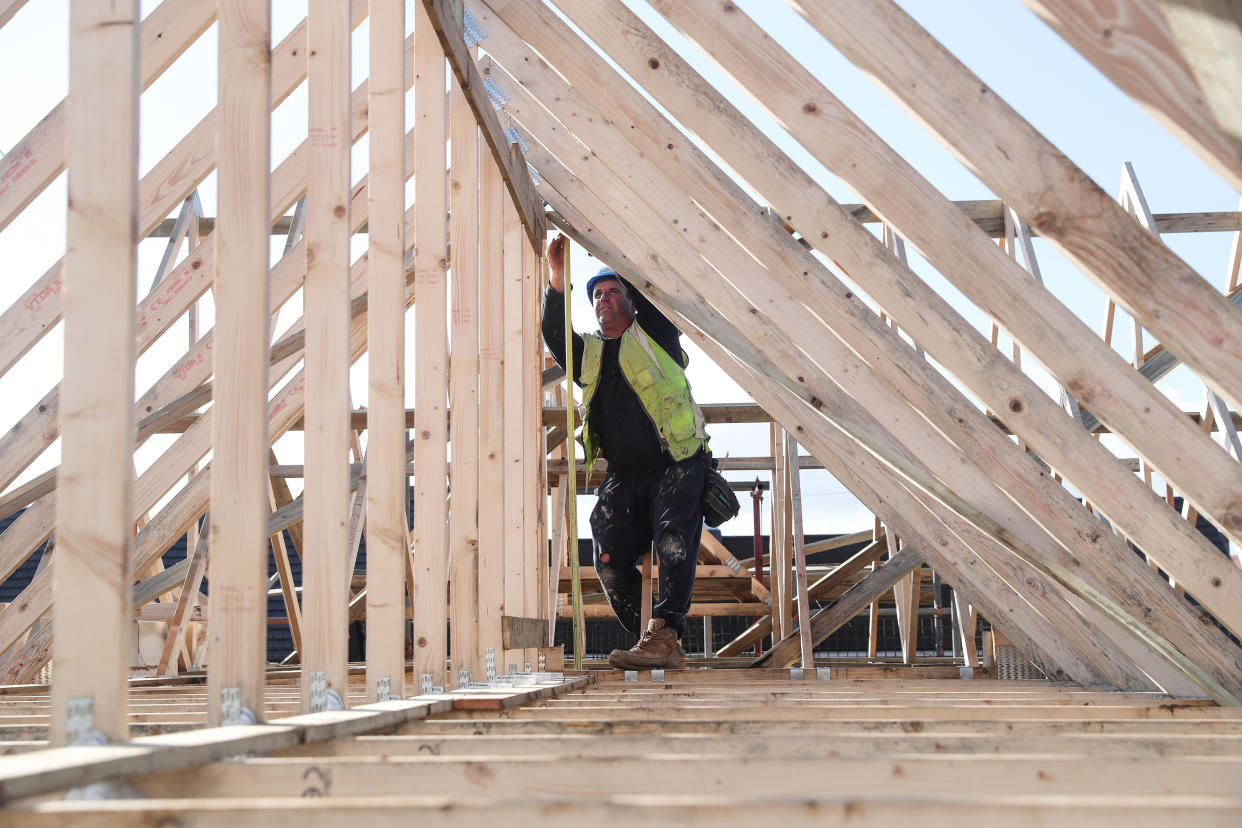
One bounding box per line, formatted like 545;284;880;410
0;1;1237;544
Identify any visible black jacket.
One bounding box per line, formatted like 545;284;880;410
541;280;684;473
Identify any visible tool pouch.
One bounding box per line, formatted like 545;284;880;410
701;455;741;528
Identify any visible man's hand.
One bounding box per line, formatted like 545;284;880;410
546;233;566;292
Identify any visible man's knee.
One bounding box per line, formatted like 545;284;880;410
595;562;620;594
656;532;689;566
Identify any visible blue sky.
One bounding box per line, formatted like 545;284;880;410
0;1;1236;540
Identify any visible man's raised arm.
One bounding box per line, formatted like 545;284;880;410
541;233;584;381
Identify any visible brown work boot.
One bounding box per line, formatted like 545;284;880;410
608;618;686;670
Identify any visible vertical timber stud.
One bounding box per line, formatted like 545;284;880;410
413;3;450;690
523;235;542;666
903;550;924;665
868;519;881;659
478;153;507;668
366;0;407;703
781;450;794;644
449;76;482;686
562;241;585;670
768;423;783;642
502;197;525;668
787;437;814;670
53;0;139;746
303;0;352;711
209;0;271;726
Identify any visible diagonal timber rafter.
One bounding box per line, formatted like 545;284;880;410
1155;0;1242;169
420;0;545;249
1019;0;1242;192
597;0;1242;627
539;161;1172;693
542;205;1126;689
794;0;1242;419
475;0;1242;701
526;118;1238;698
542;191;1167;693
0;0;217;235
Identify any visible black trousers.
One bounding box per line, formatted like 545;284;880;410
589;453;707;641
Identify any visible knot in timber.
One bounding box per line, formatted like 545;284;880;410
1029;208;1060;235
1007;397;1024;413
1220;501;1242;531
1066;377;1099;406
648;57;660;70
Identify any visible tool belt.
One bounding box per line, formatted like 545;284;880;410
701;455;741;528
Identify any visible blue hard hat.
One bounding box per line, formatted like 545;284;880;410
585;267;624;304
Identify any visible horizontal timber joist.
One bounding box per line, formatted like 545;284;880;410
116;750;1242;800
0;677;592;801
147;203;1242;240
125;399;1242;437
11;796;1234;825
276;730;1242;759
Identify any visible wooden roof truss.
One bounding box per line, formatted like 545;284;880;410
0;0;1238;766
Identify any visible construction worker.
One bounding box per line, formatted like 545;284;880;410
541;233;710;670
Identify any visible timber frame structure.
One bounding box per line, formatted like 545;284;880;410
2;0;1242;820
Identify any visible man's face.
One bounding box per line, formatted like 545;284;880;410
593;279;636;334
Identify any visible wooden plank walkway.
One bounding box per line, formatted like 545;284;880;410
2;670;1239;825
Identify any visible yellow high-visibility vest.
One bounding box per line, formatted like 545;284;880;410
578;322;707;475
